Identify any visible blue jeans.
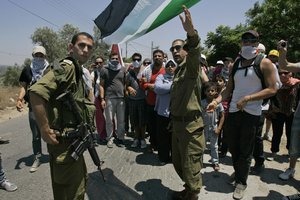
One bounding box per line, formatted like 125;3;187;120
0;154;6;184
29;108;42;155
204;126;219;164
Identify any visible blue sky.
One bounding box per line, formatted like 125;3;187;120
0;0;262;65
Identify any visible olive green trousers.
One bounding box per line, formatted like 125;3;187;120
48;142;87;200
172;121;205;192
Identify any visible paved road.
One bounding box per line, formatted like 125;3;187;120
0;114;299;200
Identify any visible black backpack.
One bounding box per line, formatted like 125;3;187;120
231;54;269;105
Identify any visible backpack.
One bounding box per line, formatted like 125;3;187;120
231;54;269;105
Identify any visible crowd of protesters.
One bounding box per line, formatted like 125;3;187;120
0;6;299;200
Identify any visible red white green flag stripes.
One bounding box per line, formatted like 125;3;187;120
94;0;201;44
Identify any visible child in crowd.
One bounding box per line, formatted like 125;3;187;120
201;82;225;171
214;74;230;158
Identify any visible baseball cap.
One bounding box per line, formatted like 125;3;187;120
257;43;266;52
32;46;46;56
242;30;259;39
268;49;279;57
199;54;208;66
216;60;224;65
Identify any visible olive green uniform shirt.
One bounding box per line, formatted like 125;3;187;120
29;57;89;130
170;34;203;133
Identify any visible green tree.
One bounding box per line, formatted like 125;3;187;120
205;25;247;65
246;0;300;61
57;24;80;58
3;65;22;86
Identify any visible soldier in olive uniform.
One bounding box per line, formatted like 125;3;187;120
29;32;95;200
170;6;213;200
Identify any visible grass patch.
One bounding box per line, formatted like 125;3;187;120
0;86;19;110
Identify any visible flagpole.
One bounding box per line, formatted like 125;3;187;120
125;42;128;59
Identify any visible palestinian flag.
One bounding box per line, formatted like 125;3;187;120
94;0;201;44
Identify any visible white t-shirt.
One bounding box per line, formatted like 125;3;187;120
229;62;263;116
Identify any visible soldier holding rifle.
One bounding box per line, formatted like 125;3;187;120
29;32;96;200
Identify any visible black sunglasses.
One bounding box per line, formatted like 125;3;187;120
143;62;151;65
279;72;290;75
241;38;258;43
133;58;141;62
170;45;183;52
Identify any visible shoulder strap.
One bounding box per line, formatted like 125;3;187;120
252;54;265;88
231;58;241;91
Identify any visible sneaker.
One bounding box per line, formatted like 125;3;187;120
30;155;41;173
213;163;220;171
140;139;147;149
282;193;300;200
0;180;18;192
233;183;246;199
263;133;272;142
106;139;114;148
250;164;265;175
279;168;295;180
131;139;139;148
266;152;277;161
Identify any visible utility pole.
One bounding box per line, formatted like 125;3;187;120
151;41;159;60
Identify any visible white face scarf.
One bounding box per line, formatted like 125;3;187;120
30;57;49;84
132;60;141;68
240;46;258;60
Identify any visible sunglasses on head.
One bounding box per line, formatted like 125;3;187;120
241;38;258;43
170;45;183;52
279;72;290;75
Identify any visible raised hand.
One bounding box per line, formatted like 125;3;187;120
179;5;196;36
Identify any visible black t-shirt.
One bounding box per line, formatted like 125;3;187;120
19;66;32;102
19;65;32;84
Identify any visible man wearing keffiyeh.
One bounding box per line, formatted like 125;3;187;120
16;45;49;173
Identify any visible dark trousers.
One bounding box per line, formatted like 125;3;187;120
29;108;42;155
146;104;157;149
156;115;172;162
271;112;293;153
226;111;260;185
253;112;266;166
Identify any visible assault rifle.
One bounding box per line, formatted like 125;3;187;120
56;91;105;181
